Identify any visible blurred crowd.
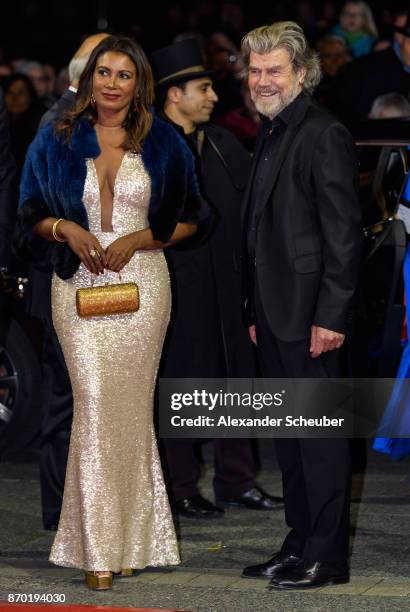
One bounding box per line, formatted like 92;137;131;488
1;2;409;182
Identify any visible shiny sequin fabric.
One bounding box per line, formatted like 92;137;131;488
49;152;180;571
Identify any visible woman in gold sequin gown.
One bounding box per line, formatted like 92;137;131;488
16;36;208;589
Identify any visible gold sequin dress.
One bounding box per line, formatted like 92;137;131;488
49;152;180;572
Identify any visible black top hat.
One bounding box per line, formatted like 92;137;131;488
151;39;214;89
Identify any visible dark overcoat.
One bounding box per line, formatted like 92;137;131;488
160;122;256;378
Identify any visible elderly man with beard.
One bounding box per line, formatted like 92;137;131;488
240;22;362;589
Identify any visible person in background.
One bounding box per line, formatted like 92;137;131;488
34;32;110;532
332;0;378;58
0;64;12;78
152;38;279;519
369;92;410;119
317;34;351;77
216;78;261;151
39;33;109;129
206;32;245;119
2;74;45;185
18;60;56;108
372;6;409;52
328;12;410;122
314;34;351;106
0;88;16;270
0;88;16;398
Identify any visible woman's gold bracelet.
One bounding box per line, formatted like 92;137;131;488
52;218;67;243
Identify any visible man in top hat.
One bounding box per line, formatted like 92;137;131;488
152;38;281;518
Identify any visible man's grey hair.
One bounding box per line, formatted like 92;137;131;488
370;92;410;118
241;21;322;94
68;55;90;83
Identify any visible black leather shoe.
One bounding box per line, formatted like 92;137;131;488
43;524;58;531
242;552;302;579
172;494;224;518
269;560;349;590
217;487;283;510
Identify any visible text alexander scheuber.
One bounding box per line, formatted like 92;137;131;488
168;390;345;429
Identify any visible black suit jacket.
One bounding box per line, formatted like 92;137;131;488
242;93;362;342
38;88;76;131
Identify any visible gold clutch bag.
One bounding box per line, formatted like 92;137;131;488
76;278;139;318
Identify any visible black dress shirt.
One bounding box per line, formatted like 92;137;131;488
247;93;303;258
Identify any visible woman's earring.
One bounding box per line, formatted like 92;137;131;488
91;94;96;108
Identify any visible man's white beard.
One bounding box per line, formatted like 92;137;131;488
252;78;301;119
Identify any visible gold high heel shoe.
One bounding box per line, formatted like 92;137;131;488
84;571;113;590
112;568;137;579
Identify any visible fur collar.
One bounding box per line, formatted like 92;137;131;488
17;115;208;279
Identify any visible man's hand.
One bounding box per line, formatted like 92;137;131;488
248;325;257;345
310;325;345;358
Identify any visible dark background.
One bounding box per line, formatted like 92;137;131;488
0;0;406;69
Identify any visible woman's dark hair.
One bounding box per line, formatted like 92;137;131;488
2;73;39;107
56;35;154;152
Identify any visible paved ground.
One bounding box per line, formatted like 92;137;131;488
0;441;409;611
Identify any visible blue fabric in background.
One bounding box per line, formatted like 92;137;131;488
373;235;410;460
332;24;376;58
374;171;410;459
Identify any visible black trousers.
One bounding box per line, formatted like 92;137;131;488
162;438;256;501
39;318;73;528
255;288;351;562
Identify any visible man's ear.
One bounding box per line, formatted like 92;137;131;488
167;85;182;104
